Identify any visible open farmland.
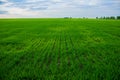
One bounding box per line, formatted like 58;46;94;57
0;19;120;80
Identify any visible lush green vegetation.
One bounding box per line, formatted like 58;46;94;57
0;18;120;80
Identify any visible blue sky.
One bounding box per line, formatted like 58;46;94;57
0;0;120;18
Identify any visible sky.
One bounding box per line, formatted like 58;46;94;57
0;0;120;18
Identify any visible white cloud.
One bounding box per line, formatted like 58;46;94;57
89;0;100;6
26;0;44;3
0;0;120;18
51;0;63;2
0;0;8;2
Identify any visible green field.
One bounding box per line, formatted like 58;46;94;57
0;19;120;80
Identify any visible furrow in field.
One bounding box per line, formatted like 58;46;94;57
38;34;53;70
45;38;56;69
57;33;61;68
20;39;42;62
0;36;44;72
36;38;54;79
33;38;48;66
0;38;34;67
0;38;40;79
46;33;62;76
65;33;71;67
6;35;52;79
56;32;64;72
69;34;84;71
58;31;70;73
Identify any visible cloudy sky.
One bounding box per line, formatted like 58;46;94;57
0;0;120;18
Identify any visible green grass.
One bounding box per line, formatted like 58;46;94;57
0;18;120;80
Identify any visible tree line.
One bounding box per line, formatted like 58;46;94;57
96;16;120;19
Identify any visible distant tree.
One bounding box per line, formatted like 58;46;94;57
110;16;115;19
103;16;106;19
83;17;85;19
96;17;98;19
64;17;69;19
98;16;116;19
117;16;120;19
